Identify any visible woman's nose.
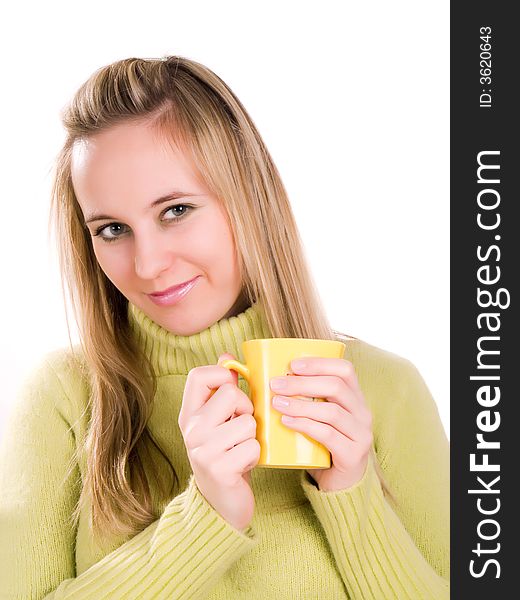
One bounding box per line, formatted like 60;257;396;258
134;235;174;280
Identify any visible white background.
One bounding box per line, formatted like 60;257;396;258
0;1;449;442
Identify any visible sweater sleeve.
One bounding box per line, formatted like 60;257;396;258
0;357;260;600
298;359;450;600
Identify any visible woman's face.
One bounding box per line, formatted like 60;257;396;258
71;120;248;336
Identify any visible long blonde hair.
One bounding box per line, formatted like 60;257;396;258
49;55;394;546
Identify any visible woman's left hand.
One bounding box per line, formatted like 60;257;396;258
270;357;373;492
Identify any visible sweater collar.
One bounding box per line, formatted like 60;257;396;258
127;301;272;376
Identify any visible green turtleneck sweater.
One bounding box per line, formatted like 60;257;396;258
0;302;449;599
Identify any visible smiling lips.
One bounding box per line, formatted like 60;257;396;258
147;276;201;306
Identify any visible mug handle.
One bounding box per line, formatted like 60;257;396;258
220;359;251;382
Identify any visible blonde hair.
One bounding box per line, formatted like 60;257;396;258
49;55;395;546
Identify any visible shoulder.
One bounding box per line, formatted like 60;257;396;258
336;334;437;427
337;334;420;399
336;334;444;451
16;345;91;429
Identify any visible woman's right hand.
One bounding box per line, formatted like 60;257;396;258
178;353;261;532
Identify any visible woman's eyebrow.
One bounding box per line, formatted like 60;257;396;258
84;190;199;224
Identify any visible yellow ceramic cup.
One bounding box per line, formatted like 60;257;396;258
221;338;346;469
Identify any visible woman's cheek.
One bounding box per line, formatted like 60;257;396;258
94;244;130;283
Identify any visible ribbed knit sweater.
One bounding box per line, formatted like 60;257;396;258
0;301;449;599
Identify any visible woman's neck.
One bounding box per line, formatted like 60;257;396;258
127;299;271;376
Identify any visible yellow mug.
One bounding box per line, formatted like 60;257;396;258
221;338;346;469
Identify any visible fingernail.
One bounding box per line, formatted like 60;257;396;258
273;396;290;408
291;359;306;370
270;377;287;390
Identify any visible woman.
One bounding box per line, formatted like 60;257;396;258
0;56;449;599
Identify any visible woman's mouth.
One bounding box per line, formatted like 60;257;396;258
147;276;201;307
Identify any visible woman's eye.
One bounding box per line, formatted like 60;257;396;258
93;223;128;243
92;204;193;243
163;204;191;220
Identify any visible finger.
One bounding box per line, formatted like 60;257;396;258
280;416;351;459
187;408;256;452
217;353;239;387
290;357;363;397
184;384;252;448
224;437;261;474
270;373;369;423
179;359;240;428
272;395;369;442
201;382;254;424
217;353;240;422
214;413;257;452
280;416;370;474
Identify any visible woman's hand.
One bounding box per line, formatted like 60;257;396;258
269;357;373;492
178;353;261;531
